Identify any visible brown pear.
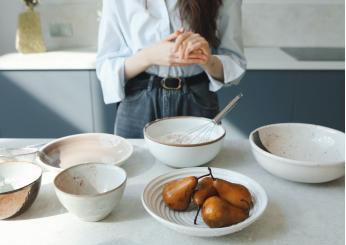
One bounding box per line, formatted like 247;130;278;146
202;196;249;228
162;176;198;211
212;178;253;211
192;177;218;207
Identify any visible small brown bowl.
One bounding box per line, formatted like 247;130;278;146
0;161;42;219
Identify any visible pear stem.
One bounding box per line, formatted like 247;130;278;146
208;167;215;181
194;206;201;225
196;167;215;180
196;173;210;180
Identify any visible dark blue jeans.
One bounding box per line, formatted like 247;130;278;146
115;73;219;138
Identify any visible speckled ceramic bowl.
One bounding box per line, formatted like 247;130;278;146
250;123;345;183
54;163;127;221
0;161;42;219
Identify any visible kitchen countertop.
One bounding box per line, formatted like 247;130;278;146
0;47;344;71
0;138;344;245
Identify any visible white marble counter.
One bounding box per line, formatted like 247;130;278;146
0;47;97;71
0;138;344;245
245;47;344;70
0;47;344;71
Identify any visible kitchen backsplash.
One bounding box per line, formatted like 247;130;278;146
0;0;344;53
38;1;100;51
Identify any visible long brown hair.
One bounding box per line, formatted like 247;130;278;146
178;0;223;48
146;0;223;48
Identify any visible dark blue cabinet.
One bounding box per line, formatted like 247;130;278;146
0;70;344;138
218;70;345;136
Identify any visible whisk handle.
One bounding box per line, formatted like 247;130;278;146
213;93;243;124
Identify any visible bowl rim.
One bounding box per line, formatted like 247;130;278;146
143;116;226;147
0;161;42;195
53;162;127;197
37;133;134;171
249;122;345;167
141;167;268;236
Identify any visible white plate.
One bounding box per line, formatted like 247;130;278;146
142;167;268;237
37;133;133;171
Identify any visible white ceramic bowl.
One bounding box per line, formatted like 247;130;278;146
37;133;133;171
144;117;226;168
54;163;127;221
142;167;267;237
0;161;42;219
249;123;345;183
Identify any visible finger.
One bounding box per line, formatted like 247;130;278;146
164;31;182;42
187;54;208;60
183;35;202;52
189;44;208;57
171;57;207;65
176;34;201;59
179;42;188;59
183;35;202;58
173;32;193;52
186;40;209;56
191;49;203;55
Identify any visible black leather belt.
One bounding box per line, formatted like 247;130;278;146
125;72;208;95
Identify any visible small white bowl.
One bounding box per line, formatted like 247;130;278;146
249;123;345;183
144;117;226;168
142;167;267;237
37;133;133;171
54;163;127;221
0;161;42;219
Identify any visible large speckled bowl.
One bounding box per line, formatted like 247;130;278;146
0;162;42;219
250;123;345;183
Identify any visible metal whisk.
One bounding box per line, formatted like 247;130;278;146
170;93;243;144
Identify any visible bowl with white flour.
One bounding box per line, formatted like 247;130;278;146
144;116;226;168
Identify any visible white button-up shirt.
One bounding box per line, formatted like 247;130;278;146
96;0;246;104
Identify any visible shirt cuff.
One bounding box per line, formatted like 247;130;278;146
96;57;126;104
205;54;246;92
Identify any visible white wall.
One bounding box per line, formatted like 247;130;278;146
243;0;345;47
0;1;24;55
0;0;99;55
0;0;344;55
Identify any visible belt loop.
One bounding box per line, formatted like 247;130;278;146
147;74;155;92
181;77;188;94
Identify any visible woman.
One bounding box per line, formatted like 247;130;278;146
96;0;246;138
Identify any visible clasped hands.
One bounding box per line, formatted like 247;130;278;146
148;28;212;68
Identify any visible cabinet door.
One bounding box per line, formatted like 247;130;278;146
0;71;93;138
217;71;294;137
292;71;345;132
217;70;344;137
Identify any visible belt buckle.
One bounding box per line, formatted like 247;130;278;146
161;77;182;90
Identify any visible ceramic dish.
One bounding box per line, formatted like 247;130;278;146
0;161;42;219
37;133;133;171
144;117;226;168
0;147;38;163
54;163;127;222
249;123;345;183
142;167;267;237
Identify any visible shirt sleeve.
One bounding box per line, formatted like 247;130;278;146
96;0;131;104
206;0;247;92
